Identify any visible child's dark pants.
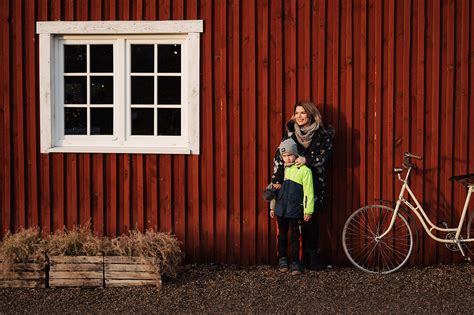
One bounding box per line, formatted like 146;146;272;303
277;216;301;262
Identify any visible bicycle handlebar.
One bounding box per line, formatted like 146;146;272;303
404;152;422;160
402;152;422;170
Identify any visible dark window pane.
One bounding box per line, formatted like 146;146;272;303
64;45;86;73
131;76;154;104
90;45;113;73
158;44;181;73
131;45;154;73
65;108;87;135
91;108;113;135
131;108;154;135
91;76;113;104
64;76;87;104
157;109;180;136
157;76;180;104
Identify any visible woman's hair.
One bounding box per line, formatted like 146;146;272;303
293;101;322;126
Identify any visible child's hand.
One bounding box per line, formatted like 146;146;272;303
272;183;281;189
270;210;275;218
304;214;312;221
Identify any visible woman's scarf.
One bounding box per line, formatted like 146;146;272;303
294;121;319;148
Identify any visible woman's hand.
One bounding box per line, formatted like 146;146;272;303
270;210;275;218
304;214;312;222
272;183;281;189
295;156;306;167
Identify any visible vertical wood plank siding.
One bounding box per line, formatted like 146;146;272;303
1;0;473;266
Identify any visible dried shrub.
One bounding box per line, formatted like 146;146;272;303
0;227;46;270
139;229;183;278
1;224;182;278
46;224;102;256
102;229;183;278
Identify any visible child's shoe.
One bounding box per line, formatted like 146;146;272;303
290;262;303;276
278;257;289;272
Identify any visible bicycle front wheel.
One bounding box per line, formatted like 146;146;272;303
342;205;413;274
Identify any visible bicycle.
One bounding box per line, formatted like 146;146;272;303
342;152;474;274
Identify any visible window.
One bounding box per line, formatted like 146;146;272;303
37;21;202;154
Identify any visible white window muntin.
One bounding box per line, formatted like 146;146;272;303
126;37;188;147
56;38;118;147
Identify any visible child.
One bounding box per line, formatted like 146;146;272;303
270;138;314;275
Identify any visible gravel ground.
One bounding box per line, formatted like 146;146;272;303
1;263;473;314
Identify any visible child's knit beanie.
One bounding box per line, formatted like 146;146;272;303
279;138;298;156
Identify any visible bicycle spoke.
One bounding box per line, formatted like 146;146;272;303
378;243;395;272
373;243;388;272
384;239;410;245
347;220;373;236
345;225;377;240
380;235;410;260
360;242;379;269
349;237;378;266
377;243;390;272
377;210;389;236
379;240;409;259
368;208;380;236
392;222;410;234
349;240;376;263
346;243;372;262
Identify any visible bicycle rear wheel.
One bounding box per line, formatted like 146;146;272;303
342;205;413;274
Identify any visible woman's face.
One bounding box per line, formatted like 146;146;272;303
294;106;310;127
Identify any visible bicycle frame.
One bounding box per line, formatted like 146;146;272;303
378;167;474;256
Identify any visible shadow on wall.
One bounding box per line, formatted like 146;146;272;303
318;103;361;266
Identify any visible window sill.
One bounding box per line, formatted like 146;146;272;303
43;146;195;155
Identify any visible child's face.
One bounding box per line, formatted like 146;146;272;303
282;152;296;165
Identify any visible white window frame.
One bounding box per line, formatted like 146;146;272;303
37;20;202;154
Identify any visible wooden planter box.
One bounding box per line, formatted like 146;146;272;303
47;255;161;288
0;261;47;288
48;256;103;288
104;256;161;288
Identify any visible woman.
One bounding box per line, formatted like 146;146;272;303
272;101;335;270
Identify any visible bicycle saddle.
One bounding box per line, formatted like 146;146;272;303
449;173;474;186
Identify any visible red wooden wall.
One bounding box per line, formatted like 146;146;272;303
1;0;473;266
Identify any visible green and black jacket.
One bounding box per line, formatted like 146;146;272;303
274;164;314;219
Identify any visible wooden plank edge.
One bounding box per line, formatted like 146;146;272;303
105;279;161;288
